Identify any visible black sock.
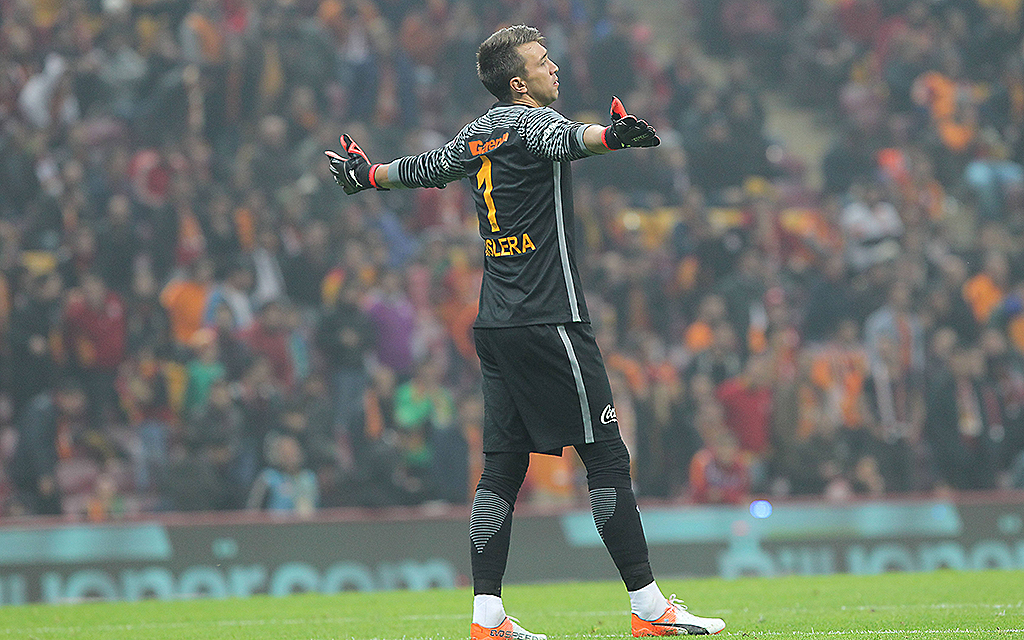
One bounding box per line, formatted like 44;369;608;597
471;452;529;596
470;488;513;596
589;485;654;591
577;439;655;592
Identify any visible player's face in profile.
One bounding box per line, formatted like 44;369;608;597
515;41;559;106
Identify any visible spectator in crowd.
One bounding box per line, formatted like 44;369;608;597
251;228;288;308
283;219;334;308
247;433;318;516
802;253;855;344
161;258;216;348
808;317;872;442
8;380;89;515
182;328;226;420
268;400;336;476
821;127;875;196
207;295;254;382
124;261;172;354
204;257;256;332
962;144;1024;222
283;301;312;386
159;434;244;513
717;247;768;351
682;293;728;355
392;356;456;501
863;333;925;492
774;352;841;496
85;472;125;522
923;255;978;345
864;280;927;376
116;345;174;493
716;353;774;490
6;270;62;423
787;1;858;108
296;372;342;492
233;355;284;483
632;334;701;499
19;54;79;131
840;180;904;274
925;345;1002;491
688;114;748;199
962;249;1010;327
317;279;374;448
240;298;295;391
689;412;751;504
686;322;744;387
979;327;1024;473
94;194;142;295
367;269;417;380
62;271;126;429
187;377;244;463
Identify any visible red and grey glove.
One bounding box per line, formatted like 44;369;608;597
325;134;388;195
602;96;660;149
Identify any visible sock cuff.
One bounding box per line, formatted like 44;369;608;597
621;562;656;592
628;579;659;596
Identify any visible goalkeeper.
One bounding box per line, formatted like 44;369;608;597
328;25;725;638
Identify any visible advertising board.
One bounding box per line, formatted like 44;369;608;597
2;496;1023;604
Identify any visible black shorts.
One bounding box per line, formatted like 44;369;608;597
474;323;620;454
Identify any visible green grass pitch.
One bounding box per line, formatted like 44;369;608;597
2;570;1022;639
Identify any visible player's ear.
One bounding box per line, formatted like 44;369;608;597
509;75;527;97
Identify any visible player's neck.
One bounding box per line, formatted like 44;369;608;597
511;94;543;108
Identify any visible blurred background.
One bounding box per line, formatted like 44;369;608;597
2;0;1024;525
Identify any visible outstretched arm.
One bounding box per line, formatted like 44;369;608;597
328;97;658;194
519;96;660;160
326;128;469;193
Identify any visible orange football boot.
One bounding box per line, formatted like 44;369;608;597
470;616;547;640
631;595;725;636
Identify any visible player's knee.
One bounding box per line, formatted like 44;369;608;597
477;451;530;503
576;438;632;489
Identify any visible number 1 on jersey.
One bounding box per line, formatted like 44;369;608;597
476;156;499;232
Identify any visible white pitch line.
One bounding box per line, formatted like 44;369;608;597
326;633;1024;640
728;631;1024;637
5;604;1023;637
839;601;1024;611
725;601;1024;616
13;628;1019;640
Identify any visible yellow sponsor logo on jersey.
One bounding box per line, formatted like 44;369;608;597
469;132;509;157
485;232;536;257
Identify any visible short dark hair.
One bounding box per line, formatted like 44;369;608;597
477;25;544;101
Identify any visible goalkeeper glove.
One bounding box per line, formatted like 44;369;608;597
325;134;388;195
602;96;660;149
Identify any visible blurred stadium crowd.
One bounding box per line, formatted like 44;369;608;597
3;0;1024;519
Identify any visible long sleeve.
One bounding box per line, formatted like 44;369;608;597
394;126;472;188
515;106;593;162
393;105;594;189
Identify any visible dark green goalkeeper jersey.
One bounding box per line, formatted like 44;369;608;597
392;102;597;328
